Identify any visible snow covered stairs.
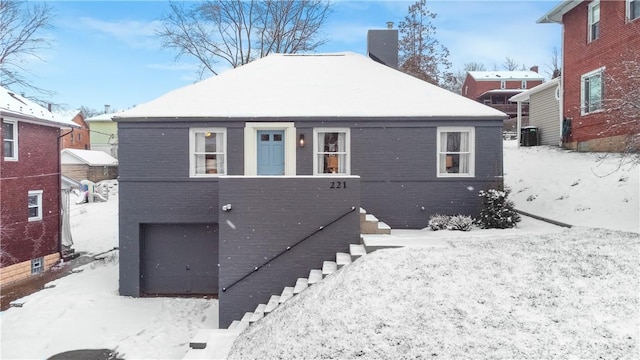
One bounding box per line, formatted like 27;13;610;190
360;207;391;235
183;243;369;360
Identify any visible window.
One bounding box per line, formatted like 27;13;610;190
588;1;600;42
521;80;527;89
581;67;605;114
314;128;350;175
437;127;475;177
3;120;17;161
28;190;43;221
628;0;640;21
500;80;506;89
189;129;226;177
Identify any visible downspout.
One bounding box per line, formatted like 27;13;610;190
558;22;565;148
516;101;522;147
57;128;74;259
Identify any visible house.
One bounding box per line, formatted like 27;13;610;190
0;87;78;286
114;48;506;326
461;69;545;120
61;148;118;183
510;78;562;146
86;107;119;158
538;0;640;152
57;110;91;150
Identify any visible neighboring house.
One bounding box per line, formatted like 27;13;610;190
510;78;562;146
61;148;118;183
0;87;78;287
114;48;507;326
86;109;119;158
461;69;545;119
57;110;91;150
538;0;640;152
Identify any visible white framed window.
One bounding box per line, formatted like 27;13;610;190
28;190;43;221
313;128;350;175
628;0;640;21
521;80;527;89
500;80;506;89
588;1;600;42
581;67;605;115
189;128;226;177
3;120;18;161
437;127;475;177
31;257;44;274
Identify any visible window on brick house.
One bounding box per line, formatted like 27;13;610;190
628;0;640;21
314;128;350;175
28;190;43;221
437;127;475;177
588;1;600;42
581;67;605;114
3;120;18;161
189;128;226;177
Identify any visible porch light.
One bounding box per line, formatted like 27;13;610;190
299;134;305;147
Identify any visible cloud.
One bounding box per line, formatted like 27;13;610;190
77;17;163;49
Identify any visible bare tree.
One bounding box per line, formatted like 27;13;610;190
157;0;331;78
398;0;452;87
546;46;562;79
446;62;486;94
603;58;640;156
502;57;520;71
0;0;53;95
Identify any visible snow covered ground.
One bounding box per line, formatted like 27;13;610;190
0;144;638;359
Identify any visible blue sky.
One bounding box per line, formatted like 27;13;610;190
22;0;562;113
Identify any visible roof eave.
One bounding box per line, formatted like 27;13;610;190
537;0;583;24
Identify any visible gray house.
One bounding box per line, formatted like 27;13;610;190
114;50;506;326
510;78;561;146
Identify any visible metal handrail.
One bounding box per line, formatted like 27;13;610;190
221;206;356;292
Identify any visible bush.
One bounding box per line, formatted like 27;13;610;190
447;215;473;231
475;188;521;229
428;214;450;231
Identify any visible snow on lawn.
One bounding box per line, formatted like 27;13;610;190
504;141;639;233
229;228;640;359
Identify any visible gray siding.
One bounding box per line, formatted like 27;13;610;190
218;176;360;327
529;86;560;146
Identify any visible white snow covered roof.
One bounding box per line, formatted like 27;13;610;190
0;86;79;128
86;112;119;122
510;78;561;102
116;52;507;120
468;71;545;81
61;148;118;166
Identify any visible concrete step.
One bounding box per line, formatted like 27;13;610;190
349;244;367;259
322;261;337;276
308;269;323;285
254;303;266;315
241;311;262;323
279;287;295;303
293;278;308;294
365;214;379;222
377;221;391;234
227;320;250;332
336;252;352;268
264;295;280;313
183;329;240;360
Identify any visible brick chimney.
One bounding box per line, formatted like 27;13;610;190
367;23;399;69
530;66;539;73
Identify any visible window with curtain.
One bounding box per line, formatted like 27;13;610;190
581;67;605;114
437;127;475;177
28;190;43;221
190;129;226;177
314;129;349;175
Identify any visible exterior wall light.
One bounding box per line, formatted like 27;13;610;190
299;134;305;147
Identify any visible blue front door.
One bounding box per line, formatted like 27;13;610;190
257;130;285;175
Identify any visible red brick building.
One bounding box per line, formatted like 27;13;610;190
539;0;640;151
461;69;545;119
1;87;78;286
59;110;91;150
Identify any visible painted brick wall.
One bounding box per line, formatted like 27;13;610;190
218;176;360;328
1;120;61;267
562;0;640;149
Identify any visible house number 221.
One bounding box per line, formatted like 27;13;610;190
330;181;347;189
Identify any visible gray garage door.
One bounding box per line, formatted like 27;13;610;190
141;223;218;295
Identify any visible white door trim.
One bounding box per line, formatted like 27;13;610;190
244;122;296;176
